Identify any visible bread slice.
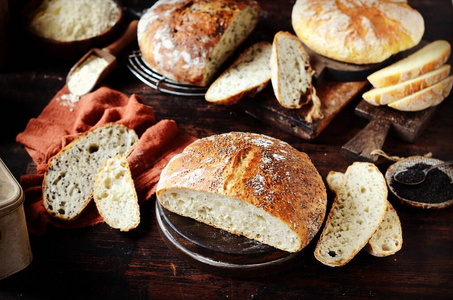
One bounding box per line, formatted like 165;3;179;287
326;171;403;258
205;42;272;105
388;75;453;111
270;31;315;109
156;132;327;253
367;40;451;88
93;155;140;231
363;65;451;106
315;162;387;267
43;123;139;221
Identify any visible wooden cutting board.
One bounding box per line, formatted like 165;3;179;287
155;201;300;277
341;100;437;163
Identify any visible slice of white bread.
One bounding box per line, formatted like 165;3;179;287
363;65;451;106
367;40;451;88
43;123;139;220
93;155;140;231
205;42;272;105
327;171;403;257
315;162;387;267
388;75;453;111
270;31;314;109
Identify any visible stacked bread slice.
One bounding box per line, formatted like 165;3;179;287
363;40;453;111
314;162;393;267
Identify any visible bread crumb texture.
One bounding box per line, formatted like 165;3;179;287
315;162;387;266
94;156;140;231
156;132;327;252
43;123;138;221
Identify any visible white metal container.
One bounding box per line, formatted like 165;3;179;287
0;158;33;280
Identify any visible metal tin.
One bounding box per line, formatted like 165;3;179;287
0;158;33;280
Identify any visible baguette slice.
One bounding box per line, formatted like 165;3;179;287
43;123;139;221
367;40;451;88
205;42;272;105
270;31;314;109
388;75;453;111
315;162;387;267
326;171;403;257
94;155;140;231
363;65;451;106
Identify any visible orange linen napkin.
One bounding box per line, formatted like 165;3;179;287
16;86;197;235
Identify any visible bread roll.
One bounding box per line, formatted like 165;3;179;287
205;42;272;105
156;132;327;253
291;0;424;64
43;123;138;221
137;0;260;87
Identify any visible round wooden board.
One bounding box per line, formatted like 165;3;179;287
155;201;300;277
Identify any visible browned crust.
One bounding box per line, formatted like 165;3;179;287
156;132;327;251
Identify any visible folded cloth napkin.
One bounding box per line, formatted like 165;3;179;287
16;86;197;235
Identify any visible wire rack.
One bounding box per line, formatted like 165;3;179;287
127;50;208;97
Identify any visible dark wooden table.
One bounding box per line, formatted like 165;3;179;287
1;1;452;299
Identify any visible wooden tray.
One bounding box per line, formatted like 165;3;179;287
155;201;300;277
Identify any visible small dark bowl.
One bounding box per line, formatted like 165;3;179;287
21;0;124;61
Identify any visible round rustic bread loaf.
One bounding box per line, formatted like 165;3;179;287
137;0;260;86
156;132;327;253
291;0;424;64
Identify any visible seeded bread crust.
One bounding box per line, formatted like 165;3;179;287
327;171;403;257
138;0;260;87
156;132;327;253
94;155;140;231
292;0;424;64
205;42;272;105
43;123;139;221
315;162;387;266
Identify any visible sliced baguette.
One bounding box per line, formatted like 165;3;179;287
327;171;403;257
388;75;453;111
367;40;451;88
93;155;140;231
363;65;451;106
43;123;139;221
270;31;314;109
205;42;272;105
315;162;387;267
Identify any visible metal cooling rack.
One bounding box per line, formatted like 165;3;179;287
127;50;208;96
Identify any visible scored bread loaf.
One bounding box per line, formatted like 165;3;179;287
137;0;260;87
205;42;272;105
43;123;139;221
367;40;451;88
388;75;453;111
315;162;387;266
270;31;322;123
291;0;424;65
326;171;403;257
156;132;327;253
93;155;140;231
363;65;451;106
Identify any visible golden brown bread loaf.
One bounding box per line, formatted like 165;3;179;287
156;132;327;252
291;0;424;64
137;0;260;86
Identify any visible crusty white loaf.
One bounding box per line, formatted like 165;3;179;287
367;40;451;88
326;171;403;258
138;0;260;87
291;0;424;65
388;75;453;111
315;163;387;266
205;42;272;105
43;123;138;220
156;132;327;253
363;65;451;106
93;155;140;231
